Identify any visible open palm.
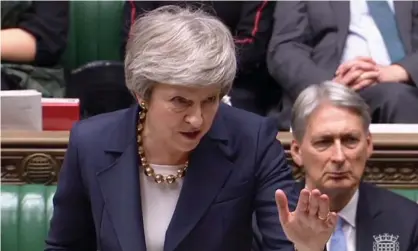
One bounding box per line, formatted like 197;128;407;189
276;189;338;251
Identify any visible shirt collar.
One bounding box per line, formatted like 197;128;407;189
304;184;359;228
338;189;359;228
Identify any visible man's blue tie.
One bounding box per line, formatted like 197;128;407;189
329;217;347;251
366;1;406;63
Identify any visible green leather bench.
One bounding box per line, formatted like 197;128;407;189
391;189;418;202
62;0;124;70
1;185;55;251
1;184;418;251
61;0;129;116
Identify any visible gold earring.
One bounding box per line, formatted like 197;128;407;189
140;101;147;110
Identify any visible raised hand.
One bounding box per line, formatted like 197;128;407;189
276;188;338;251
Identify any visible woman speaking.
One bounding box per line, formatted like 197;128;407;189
46;5;336;251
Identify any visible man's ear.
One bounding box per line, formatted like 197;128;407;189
290;139;303;167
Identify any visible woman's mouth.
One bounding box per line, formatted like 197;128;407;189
180;131;200;140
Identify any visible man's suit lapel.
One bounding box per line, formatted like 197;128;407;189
355;183;382;251
164;108;235;251
394;1;413;52
97;105;147;251
330;1;350;57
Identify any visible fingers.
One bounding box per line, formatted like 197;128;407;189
291;189;310;227
295;189;310;215
283;188;335;231
307;190;321;218
335;57;377;76
348;70;379;84
351;79;377;91
351;61;378;72
326;212;338;228
308;191;333;231
336;69;364;85
359;70;379;81
317;194;330;220
299;189;332;228
275;189;290;224
348;70;379;91
337;62;376;77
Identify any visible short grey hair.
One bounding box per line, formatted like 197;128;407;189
124;5;237;100
291;81;371;142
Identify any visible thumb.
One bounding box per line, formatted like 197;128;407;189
275;189;290;224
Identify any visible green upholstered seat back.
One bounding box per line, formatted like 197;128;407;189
1;185;417;251
62;0;125;70
391;189;418;203
1;185;56;251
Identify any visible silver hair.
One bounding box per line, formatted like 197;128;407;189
124;5;237;100
291;81;371;142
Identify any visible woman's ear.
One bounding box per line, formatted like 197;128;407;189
132;92;148;108
132;91;141;103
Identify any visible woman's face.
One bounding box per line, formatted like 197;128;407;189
141;83;221;153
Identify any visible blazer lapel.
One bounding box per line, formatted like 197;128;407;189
330;1;350;57
97;105;147;251
164;109;234;251
394;1;413;52
355;183;382;251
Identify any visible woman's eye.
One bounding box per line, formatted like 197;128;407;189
171;96;191;106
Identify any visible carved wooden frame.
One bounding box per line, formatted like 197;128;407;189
2;131;418;188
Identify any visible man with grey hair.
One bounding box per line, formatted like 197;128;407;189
288;81;418;251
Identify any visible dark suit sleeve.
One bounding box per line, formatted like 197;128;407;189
121;1;156;59
234;1;275;75
412;218;418;251
18;1;69;66
267;1;333;101
45;124;96;251
396;2;418;87
254;117;298;251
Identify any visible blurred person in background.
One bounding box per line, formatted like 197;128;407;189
1;1;69;97
267;1;418;130
122;1;280;116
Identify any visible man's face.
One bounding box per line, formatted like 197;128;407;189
291;103;373;196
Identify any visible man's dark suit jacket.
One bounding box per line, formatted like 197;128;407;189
45;103;298;251
253;181;418;251
267;1;418;102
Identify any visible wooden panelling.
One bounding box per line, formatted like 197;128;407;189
2;131;418;188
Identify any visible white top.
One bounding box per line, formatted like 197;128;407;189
326;189;359;251
140;164;184;251
341;0;395;65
